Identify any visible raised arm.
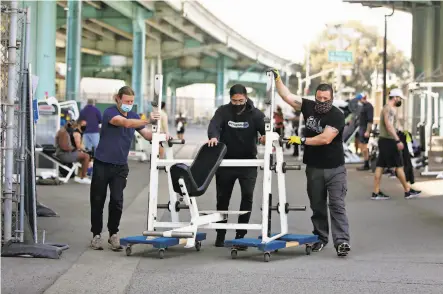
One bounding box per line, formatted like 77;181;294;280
268;69;302;111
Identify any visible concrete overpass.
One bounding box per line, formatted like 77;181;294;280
23;0;301;114
344;1;443;83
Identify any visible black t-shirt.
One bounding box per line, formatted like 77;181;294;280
301;98;345;169
359;102;374;128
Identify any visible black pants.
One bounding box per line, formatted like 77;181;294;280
215;166;258;237
90;159;129;236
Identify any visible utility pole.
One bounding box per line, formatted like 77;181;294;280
383;5;395;105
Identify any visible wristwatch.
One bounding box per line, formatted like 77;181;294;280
300;137;306;145
395;139;401;143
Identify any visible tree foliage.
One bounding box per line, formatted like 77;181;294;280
305;21;411;95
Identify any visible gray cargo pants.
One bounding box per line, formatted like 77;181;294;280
305;165;350;246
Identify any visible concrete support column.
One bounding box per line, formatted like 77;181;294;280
423;6;435;80
131;8;146;113
215;56;225;107
65;0;82;101
411;7;426;79
33;0;57;100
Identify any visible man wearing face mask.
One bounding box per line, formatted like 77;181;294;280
372;88;421;200
90;86;166;251
207;84;266;249
268;68;351;257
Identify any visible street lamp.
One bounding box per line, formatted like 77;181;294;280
383;4;395;105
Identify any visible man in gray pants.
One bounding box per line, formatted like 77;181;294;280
268;69;351;257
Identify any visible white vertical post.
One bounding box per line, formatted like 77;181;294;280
274;139;288;235
147;74;163;231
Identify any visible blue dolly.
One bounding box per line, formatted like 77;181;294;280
120;232;207;259
225;234;318;262
225;192;319;262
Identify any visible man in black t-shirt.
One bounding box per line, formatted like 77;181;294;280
355;93;374;171
268;69;351;257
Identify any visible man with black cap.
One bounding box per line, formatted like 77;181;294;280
268;68;351;257
207;84;266;249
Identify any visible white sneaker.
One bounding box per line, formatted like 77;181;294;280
74;177;91;184
108;234;123;251
91;235;103;250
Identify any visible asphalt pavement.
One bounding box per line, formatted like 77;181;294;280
2;126;443;294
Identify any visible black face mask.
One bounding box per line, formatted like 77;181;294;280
395;100;402;107
231;103;246;113
80;126;87;132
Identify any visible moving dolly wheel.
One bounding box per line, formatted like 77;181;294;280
195;241;202;252
305;245;312;255
230;249;238;259
263;252;271;262
125;246;132;256
158;248;165;259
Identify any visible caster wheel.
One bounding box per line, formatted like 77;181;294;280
195;241;201;252
264;252;271;262
158;249;165;259
230;249;238;259
305;245;312;255
125;246;132;256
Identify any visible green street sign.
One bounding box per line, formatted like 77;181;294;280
328;51;353;63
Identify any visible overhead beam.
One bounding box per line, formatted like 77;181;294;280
82;20;115;40
88;18;133;40
154;44;221;59
216;47;239;60
162;16;204;42
146;19;183;42
82;29;97;41
102;0;152;19
84;0;102;10
137;0;155;11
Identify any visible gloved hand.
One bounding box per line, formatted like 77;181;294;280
267;68;281;82
288;136;302;145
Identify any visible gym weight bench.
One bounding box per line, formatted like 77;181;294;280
120;142;231;258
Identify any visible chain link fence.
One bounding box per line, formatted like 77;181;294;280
1;1;29;244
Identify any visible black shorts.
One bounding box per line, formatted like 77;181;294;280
177;128;185;134
376;137;403;168
358;127;369;144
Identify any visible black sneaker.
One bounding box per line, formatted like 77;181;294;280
405;188;421;199
371;191;390;200
214;234;225;247
312;241;326;252
232;234;248;251
336;242;351;257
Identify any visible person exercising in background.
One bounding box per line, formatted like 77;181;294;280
269;68;351;257
372;89;421;200
207;84;266;249
55;119;91;184
355;93;374;171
